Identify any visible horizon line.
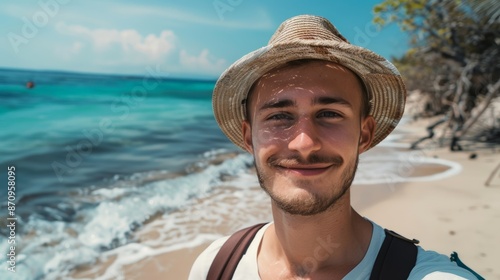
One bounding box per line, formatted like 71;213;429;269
0;66;219;83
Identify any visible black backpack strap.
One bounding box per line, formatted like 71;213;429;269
207;223;267;280
370;229;420;280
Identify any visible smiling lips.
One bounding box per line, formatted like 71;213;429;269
277;164;333;176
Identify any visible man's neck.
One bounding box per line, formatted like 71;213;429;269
258;193;373;279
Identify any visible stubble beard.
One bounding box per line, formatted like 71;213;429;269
255;154;359;216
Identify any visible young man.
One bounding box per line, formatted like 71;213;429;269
189;15;477;279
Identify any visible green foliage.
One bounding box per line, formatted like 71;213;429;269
374;0;499;57
373;0;499;89
373;0;500;149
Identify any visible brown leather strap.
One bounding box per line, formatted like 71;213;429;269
207;223;267;280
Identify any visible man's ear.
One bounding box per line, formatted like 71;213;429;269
242;120;253;153
358;116;375;154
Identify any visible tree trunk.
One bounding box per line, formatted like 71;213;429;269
458;79;500;138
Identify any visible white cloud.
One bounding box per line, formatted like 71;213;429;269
180;49;227;74
56;22;176;61
54;41;84;61
71;41;83;54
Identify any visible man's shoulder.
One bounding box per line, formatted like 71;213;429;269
409;247;477;279
188;235;229;280
188;223;270;280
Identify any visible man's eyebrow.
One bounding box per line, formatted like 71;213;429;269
258;99;296;111
313;96;353;108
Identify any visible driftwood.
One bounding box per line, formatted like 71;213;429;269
410;117;448;149
458;79;500;138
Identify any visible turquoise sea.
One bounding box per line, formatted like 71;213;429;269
0;68;462;279
0;68;246;279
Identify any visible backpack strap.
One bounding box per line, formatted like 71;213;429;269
370;229;419;280
207;223;267;280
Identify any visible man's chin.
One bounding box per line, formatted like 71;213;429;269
267;182;352;216
275;202;330;216
271;195;333;216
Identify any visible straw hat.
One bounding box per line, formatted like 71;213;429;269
213;15;406;151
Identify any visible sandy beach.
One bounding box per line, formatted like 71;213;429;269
355;117;500;279
71;115;500;280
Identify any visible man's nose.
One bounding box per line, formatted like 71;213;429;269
287;119;321;157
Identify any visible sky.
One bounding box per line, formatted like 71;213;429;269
0;0;409;79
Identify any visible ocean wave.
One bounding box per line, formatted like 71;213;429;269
0;150;254;280
355;148;462;185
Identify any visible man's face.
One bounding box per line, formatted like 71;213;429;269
242;60;375;216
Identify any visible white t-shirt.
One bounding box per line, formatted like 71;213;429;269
189;221;477;279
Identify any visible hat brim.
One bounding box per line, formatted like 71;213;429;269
213;40;406;151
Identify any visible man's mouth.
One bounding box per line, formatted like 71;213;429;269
276;164;333;176
268;155;343;176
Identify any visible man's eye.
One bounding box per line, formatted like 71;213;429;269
268;113;292;121
317;111;342;118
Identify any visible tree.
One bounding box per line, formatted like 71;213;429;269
374;0;500;150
